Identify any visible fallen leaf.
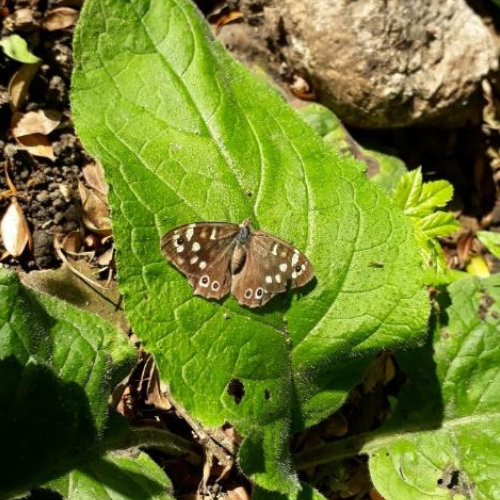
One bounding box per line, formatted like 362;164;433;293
15;134;55;160
215;10;243;35
82;161;108;195
43;7;79;31
8;62;41;110
0;34;40;63
78;181;112;235
290;74;316;101
97;247;114;267
227;486;250;500
12;109;62;137
61;230;82;254
1;198;31;257
58;183;72;202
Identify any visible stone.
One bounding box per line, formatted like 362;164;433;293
258;0;499;128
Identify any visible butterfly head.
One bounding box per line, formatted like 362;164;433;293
236;219;252;245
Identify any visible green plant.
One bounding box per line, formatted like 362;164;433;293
5;0;497;499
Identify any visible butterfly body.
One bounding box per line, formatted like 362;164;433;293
161;220;314;308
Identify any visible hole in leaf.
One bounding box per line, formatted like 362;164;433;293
227;378;245;404
264;389;271;400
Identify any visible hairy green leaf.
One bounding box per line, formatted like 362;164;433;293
297;103;407;192
477;230;500;260
0;269;136;499
0;34;40;63
253;483;328;500
294;275;500;499
72;0;428;492
46;451;174;500
369;275;500;500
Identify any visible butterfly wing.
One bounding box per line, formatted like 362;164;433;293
161;222;239;300
231;230;314;308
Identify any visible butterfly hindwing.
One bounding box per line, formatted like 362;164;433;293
161;222;239;300
231;230;314;308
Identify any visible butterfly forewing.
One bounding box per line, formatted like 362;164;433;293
161;222;239;300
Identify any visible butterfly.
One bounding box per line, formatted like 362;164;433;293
161;219;314;308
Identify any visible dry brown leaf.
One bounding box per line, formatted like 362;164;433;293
43;7;79;31
369;489;386;500
97;247;114;267
58;183;72;202
12;109;62;137
78;181;112;235
82;161;108;195
215;10;243;34
8;62;41;110
15;134;55;160
456;231;475;268
290;74;316;101
61;230;82;254
1;198;31;257
227;486;250;500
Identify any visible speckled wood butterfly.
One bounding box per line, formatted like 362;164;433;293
161;219;314;308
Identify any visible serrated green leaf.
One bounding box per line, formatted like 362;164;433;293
46;451;174;500
71;0;429;492
0;34;41;63
418;212;461;239
0;269;136;499
477;230;500;260
368;275;500;500
393;168;453;217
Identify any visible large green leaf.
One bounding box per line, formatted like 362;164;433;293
0;269;136;499
72;0;428;492
295;275;500;499
46;451;174;500
369;275;500;500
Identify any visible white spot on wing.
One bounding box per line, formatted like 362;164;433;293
199;261;207;269
275;274;282;283
265;275;273;284
177;245;184;253
192;242;201;252
271;244;279;255
190;256;199;264
279;263;287;272
292;271;297;279
186;228;194;241
210;228;217;240
291;253;299;266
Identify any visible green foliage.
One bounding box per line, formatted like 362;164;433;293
297;103;407;192
477;230;500;260
393;168;460;279
46;451;175;500
369;274;500;500
294;274;500;499
0;269;136;500
72;0;428;493
0;34;40;63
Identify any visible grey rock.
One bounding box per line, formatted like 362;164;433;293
260;0;498;128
